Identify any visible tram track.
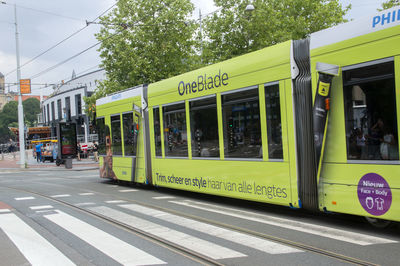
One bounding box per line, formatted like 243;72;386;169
2;185;224;266
1;182;379;266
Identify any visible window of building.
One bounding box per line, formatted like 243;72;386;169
51;102;55;123
122;112;136;156
163;102;188;157
75;94;82;115
153;107;162;156
57;99;62;120
189;96;219;158
43;106;46;124
47;104;50;124
65;97;71;121
111;115;122;155
222;87;262;159
343;59;398;161
96;117;107;155
265;83;283;159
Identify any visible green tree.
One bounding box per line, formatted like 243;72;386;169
0;101;18;143
93;0;197;95
379;0;400;10
202;0;350;63
22;98;40;127
0;98;41;143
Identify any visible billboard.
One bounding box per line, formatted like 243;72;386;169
57;122;77;159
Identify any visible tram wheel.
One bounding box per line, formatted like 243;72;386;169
365;217;392;228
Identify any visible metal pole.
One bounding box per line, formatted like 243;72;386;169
14;3;26;168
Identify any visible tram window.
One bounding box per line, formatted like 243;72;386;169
163;102;188;157
123;112;136;156
265;83;283;159
343;61;399;161
153;107;162;156
190;96;219;158
96;117;107;155
111;115;122;156
222;87;262;159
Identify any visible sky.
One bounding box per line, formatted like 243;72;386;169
0;0;388;96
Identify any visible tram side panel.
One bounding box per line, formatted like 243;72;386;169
311;22;400;222
147;42;301;208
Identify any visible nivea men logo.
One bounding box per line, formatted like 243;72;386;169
178;70;229;96
111;93;122;100
372;9;400;28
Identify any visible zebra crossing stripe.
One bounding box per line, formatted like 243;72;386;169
152;196;175;200
0;212;74;266
171;200;397;245
30;205;53;210
105;200;127;204
51;194;71;198
44;210;165;265
118;189;138;193
120;203;302;254
15;197;35;201
89;206;246;260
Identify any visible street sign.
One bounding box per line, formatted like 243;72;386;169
20;79;31;94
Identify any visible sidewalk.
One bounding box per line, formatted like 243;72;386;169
0;150;99;171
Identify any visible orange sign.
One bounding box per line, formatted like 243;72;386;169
20;79;31;94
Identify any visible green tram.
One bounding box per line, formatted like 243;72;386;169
96;7;400;225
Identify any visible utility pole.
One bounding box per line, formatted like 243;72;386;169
14;3;26;168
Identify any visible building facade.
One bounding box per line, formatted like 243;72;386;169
41;69;105;143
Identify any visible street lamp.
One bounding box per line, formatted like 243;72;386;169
1;2;26;168
245;4;255;13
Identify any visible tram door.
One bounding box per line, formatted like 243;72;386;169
129;111;140;182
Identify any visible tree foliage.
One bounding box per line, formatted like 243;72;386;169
0;98;41;143
87;0;350;114
86;0;198;117
96;0;197;92
202;0;349;63
23;98;40;127
379;0;400;10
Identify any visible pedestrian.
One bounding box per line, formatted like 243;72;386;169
77;142;81;161
8;139;15;158
35;143;42;163
93;142;98;162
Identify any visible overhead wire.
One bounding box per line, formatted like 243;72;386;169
4;2;117;77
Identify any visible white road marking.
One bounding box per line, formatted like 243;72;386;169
73;175;99;178
120;203;301;254
44;210;165;265
171;200;397;246
152;196;175;200
0;212;74;265
79;192;94;196
30;205;53;210
89;206;246;260
118;189;138;193
75;202;96;207
51;194;71;198
105;200;127;204
0;209;11;213
15;197;35;201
